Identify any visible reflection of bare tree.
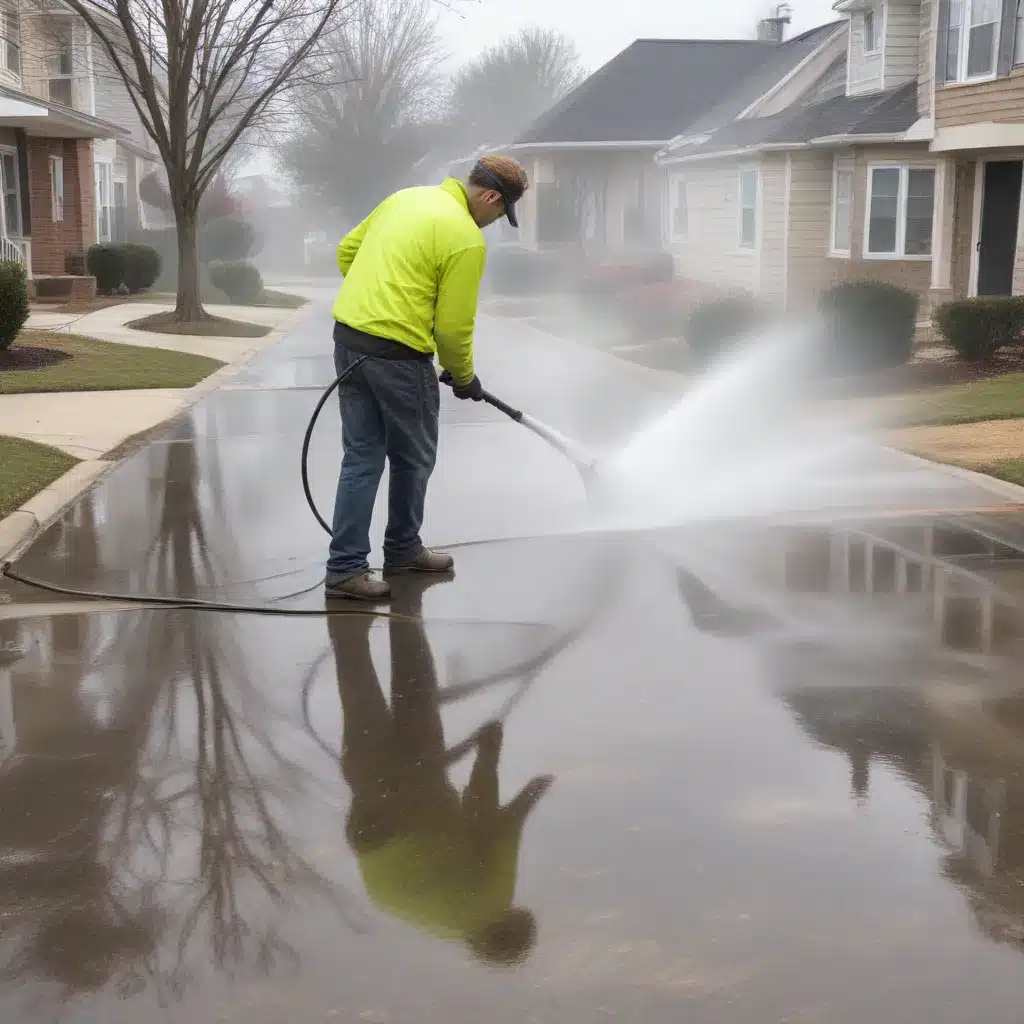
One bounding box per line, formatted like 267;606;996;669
0;421;355;1005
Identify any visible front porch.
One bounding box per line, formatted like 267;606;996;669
929;152;1024;313
0;84;123;280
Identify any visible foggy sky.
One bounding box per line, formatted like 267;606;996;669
438;0;840;71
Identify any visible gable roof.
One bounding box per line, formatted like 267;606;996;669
661;82;920;162
514;24;843;149
681;22;846;138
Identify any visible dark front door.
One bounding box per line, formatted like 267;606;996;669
977;161;1023;296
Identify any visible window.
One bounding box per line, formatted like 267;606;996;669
0;148;21;237
671;177;688;240
865;165;935;258
831;165;854;255
738;166;758;249
95;162;113;241
863;7;880;54
0;8;20;76
47;33;73;105
50;155;64;222
946;0;1000;82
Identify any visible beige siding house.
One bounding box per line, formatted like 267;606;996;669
655;0;1024;334
659;7;931;315
508;25;845;255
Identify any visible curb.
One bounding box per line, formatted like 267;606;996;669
0;301;315;564
885;446;1024;504
0;460;111;562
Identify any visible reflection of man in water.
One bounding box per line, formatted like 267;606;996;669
328;579;552;965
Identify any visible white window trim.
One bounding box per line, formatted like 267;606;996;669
830;160;854;258
947;0;1002;84
738;164;760;252
95;159;113;242
1014;0;1024;67
50;154;64;222
0;143;21;238
0;8;20;78
863;5;882;55
863;163;937;261
669;173;688;243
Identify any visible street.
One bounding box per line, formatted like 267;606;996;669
3;300;1024;1022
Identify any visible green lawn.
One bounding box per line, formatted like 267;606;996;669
0;331;224;394
978;459;1024;488
0;437;78;517
915;373;1024;425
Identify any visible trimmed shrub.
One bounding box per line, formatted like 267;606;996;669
485;247;563;295
0;260;29;351
684;292;761;369
208;260;264;304
64;249;88;276
120;243;162;294
87;244;126;294
818;280;918;374
619;281;685;339
934;296;1024;363
201;216;259;262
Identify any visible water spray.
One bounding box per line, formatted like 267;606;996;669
300;358;603;535
477;388;601;498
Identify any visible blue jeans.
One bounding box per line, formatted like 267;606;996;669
326;343;440;582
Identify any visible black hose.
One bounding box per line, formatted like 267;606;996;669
0;358;571;619
302;355;368;535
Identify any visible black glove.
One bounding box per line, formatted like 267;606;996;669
452;375;484;401
439;369;454;387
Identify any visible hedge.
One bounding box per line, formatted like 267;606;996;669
208;260;264;304
87;243;161;294
684;292;762;369
934;296;1024;363
0;260;29;351
818;280;918;374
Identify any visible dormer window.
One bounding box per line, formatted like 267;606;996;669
863;7;881;54
945;0;1000;82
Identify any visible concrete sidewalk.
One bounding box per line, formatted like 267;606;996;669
0;298;315;559
26;300;299;363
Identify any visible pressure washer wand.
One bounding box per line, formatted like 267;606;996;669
480;389;600;487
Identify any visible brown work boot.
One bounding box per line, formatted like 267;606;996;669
325;572;392;602
384;548;455;576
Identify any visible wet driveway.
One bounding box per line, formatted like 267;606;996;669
3;301;1024;1021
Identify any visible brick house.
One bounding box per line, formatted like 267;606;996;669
0;0;166;294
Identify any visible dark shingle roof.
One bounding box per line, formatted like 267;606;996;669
682;23;846;137
669;82;920;159
514;22;844;148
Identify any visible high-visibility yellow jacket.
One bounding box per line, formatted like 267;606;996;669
330;178;486;386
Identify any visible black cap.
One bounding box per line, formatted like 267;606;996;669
473;161;521;228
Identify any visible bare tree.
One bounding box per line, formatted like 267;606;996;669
448;27;586;150
278;0;446;224
54;0;350;323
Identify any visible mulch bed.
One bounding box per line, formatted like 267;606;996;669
0;345;73;372
840;350;1024;397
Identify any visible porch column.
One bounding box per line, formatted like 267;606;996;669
931;156;955;294
64;138;96;251
516;157;540;249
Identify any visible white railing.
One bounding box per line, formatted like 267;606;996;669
0;235;24;264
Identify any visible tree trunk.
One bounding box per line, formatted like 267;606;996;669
174;201;205;323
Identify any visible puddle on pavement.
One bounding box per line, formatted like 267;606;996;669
4;513;1024;1021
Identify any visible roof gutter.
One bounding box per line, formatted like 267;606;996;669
808;132;907;145
657;131;909;165
657;145;798;166
507;140;668;152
